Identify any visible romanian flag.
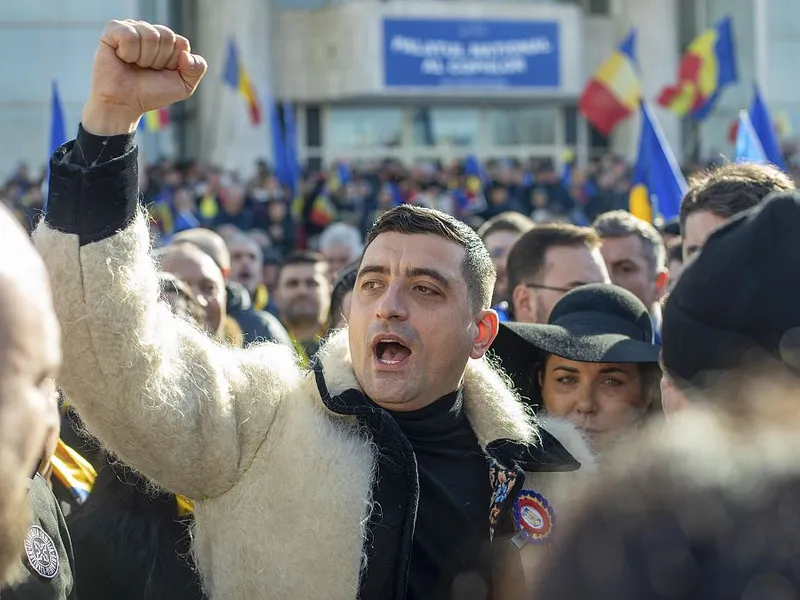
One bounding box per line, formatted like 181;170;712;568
657;17;738;119
138;108;170;132
579;30;640;135
223;38;262;125
629;102;687;223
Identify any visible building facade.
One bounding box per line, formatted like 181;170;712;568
1;0;799;176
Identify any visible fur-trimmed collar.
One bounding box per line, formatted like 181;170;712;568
315;329;538;449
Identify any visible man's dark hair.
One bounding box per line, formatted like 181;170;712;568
593;210;666;277
476;211;535;242
281;251;327;270
278;251;329;284
328;260;360;330
365;204;495;313
679;162;794;228
506;224;600;296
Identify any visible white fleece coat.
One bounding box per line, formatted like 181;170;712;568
33;211;595;599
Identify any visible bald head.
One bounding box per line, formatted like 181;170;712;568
156;243;227;338
0;206;61;583
171;228;231;278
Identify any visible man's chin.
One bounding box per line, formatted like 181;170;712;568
362;377;412;408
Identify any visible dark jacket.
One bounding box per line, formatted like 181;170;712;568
0;475;76;600
226;282;292;348
66;458;204;600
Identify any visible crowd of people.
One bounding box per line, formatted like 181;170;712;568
4;18;800;600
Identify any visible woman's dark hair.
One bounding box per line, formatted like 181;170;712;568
327;259;360;332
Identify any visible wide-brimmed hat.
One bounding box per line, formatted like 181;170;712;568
492;284;660;371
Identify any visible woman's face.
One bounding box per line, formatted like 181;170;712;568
540;356;649;449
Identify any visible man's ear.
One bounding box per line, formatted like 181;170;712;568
512;284;534;323
470;309;499;359
655;269;670;299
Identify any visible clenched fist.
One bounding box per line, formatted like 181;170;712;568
83;20;207;135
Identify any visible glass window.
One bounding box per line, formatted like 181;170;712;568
412;108;480;148
306;106;321;148
489;107;558;145
327;108;403;149
586;0;610;15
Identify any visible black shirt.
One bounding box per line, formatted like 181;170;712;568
388;390;492;600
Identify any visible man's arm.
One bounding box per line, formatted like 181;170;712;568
32;20;300;500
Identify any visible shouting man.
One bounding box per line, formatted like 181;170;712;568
34;20;592;600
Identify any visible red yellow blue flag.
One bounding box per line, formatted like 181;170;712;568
137;107;170;132
223;38;262;126
579;29;640;135
657;17;738;119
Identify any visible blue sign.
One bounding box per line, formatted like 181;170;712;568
383;19;560;88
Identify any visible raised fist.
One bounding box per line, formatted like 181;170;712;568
84;20;207;135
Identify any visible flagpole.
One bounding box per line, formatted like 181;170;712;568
754;0;769;96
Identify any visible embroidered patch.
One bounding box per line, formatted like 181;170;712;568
513;490;554;545
488;460;518;539
24;525;59;579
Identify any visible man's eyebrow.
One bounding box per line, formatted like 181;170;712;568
406;267;452;288
356;265;452;289
357;264;389;279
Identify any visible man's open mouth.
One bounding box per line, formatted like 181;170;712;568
374;338;412;365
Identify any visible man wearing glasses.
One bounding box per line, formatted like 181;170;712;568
506;224;610;323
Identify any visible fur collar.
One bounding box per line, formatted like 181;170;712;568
315;329;537;449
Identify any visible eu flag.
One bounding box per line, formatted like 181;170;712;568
283;102;301;198
735;110;768;164
749;85;786;170
50;80;66;155
45;80;67;212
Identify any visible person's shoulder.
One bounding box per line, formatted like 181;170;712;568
2;475;75;599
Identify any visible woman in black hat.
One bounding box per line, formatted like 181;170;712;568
491;283;662;454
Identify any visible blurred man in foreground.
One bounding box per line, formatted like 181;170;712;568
0;206;73;597
533;385;800;599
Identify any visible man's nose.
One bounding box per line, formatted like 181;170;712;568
376;282;409;321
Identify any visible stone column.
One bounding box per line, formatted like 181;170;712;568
610;0;682;162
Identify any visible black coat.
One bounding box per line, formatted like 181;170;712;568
67;459;204;600
0;475;76;600
226;282;292;348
